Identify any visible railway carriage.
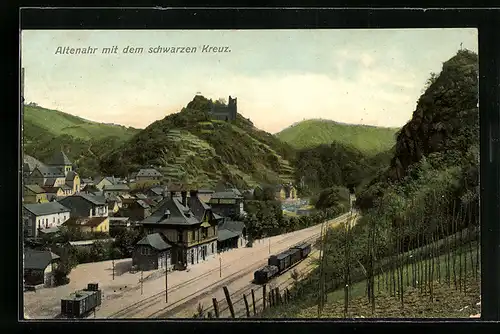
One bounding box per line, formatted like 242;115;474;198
291;242;311;259
254;242;312;284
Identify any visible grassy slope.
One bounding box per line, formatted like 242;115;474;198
276;119;398;155
23;105;140;141
23;105;141;177
262;247;480;318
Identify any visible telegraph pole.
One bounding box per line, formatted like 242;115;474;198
141;270;144;295
112;258;115;280
219;256;222;278
165;260;168;303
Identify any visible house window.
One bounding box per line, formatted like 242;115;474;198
211;243;214;253
141;247;150;256
191;230;195;241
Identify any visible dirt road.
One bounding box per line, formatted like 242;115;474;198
24;211;356;319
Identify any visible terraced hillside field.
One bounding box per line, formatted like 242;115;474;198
100;95;296;189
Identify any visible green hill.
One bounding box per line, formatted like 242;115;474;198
23;104;140;142
276;119;399;155
23;104;141;178
99;95;296;189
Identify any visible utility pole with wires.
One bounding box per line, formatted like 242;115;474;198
219;256;222;278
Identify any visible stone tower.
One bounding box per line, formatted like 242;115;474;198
228;96;237;120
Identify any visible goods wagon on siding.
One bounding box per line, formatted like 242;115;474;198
60;283;102;318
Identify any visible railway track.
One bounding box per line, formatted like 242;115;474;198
107;214;350;319
146;232;324;318
210;250;320;318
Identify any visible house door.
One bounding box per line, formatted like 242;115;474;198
191;251;194;265
202;246;206;261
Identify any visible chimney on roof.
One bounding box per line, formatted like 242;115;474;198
189;189;198;198
163;209;171;219
181;191;188;207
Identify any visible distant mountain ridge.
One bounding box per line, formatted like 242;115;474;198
276;118;399;155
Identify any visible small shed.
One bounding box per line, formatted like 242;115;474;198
24;249;60;288
132;233;173;271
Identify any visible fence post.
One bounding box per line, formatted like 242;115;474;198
270;289;275;307
243;294;251;318
286;288;290;303
251;289;256;315
276;287;281;305
212;298;220;318
263;285;267;311
223;286;235;318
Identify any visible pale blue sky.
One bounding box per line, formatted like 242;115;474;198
21;29;478;133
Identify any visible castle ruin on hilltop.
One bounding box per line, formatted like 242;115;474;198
208;96;237;121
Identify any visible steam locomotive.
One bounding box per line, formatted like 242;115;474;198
253;242;312;284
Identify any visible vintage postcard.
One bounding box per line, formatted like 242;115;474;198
21;28;479;319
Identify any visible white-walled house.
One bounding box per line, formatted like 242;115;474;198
23;202;71;238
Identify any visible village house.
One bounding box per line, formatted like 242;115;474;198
42;186;66;202
80;178;94;189
275;184;298;201
136;168;163;182
139;190;220;269
23;185;49;204
24;248;60;288
109;217;131;229
25;151;81;195
102;183;130;198
62;216;110;234
145;185;167;199
132;233;173;271
197;189;215;203
209;190;244;218
217;219;247;252
93;176;120;191
107;195;122;215
117;199;152;221
58;193;109;218
23;202;71;238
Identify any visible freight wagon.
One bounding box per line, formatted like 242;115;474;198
60;283;102;318
254;242;312;284
254;265;280;284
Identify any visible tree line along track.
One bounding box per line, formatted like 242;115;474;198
105;217;344;319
